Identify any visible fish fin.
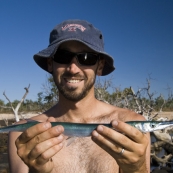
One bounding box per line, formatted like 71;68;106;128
66;137;76;147
138;129;147;134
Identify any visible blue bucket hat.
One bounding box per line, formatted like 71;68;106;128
33;19;115;76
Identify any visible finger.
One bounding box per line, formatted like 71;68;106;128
93;125;137;151
29;159;54;173
92;130;130;159
47;117;56;122
25;125;64;151
92;130;145;163
16;122;51;145
28;134;64;161
93;133;146;167
112;120;146;143
36;142;63;165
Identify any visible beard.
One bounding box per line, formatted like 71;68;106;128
53;72;96;102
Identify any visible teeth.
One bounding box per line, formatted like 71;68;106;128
67;79;81;83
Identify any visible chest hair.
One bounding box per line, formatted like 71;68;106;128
52;137;119;173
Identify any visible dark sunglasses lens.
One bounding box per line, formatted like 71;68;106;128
77;53;98;66
54;50;72;64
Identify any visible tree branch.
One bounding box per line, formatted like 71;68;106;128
15;84;30;113
3;91;15;112
151;153;173;166
2;84;30;122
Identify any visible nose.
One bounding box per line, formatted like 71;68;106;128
66;57;80;74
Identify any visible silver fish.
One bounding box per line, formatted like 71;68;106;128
126;121;173;133
0;121;173;136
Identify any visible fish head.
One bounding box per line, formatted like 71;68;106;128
147;122;161;132
134;122;164;133
145;122;172;132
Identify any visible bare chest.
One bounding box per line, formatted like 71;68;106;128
52;137;119;173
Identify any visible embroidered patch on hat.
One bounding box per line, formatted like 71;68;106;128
62;24;86;32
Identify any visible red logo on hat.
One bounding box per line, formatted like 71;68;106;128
62;24;86;32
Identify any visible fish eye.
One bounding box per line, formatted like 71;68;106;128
151;124;156;128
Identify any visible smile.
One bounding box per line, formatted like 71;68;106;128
66;79;82;83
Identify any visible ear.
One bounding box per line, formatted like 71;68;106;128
96;58;105;76
47;58;53;73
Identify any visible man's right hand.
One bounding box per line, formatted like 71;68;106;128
15;119;64;173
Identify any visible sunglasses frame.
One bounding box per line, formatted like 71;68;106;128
53;49;100;66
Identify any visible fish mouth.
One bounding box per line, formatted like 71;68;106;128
151;121;173;131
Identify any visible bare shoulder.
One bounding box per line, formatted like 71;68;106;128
113;106;146;122
99;101;146;122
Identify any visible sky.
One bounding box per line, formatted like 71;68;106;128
0;0;173;103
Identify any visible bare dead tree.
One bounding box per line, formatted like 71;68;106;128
129;79;173;166
2;84;30;122
151;153;173;167
126;78;168;121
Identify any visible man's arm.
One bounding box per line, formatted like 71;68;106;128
8;132;29;173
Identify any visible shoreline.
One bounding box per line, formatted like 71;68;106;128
0;111;173;121
0;113;39;121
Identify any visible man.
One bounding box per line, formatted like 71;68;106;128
9;19;150;173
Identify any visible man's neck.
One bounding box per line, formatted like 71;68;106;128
56;93;100;122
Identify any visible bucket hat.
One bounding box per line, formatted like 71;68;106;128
33;19;115;76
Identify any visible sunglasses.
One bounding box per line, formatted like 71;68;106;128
53;50;100;66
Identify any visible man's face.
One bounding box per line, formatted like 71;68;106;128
48;41;104;102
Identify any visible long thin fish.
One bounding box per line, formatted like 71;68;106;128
0;121;173;136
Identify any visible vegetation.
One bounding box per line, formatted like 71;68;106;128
0;75;173;114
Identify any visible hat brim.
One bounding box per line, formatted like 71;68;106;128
33;39;115;76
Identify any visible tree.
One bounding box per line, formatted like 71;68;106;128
36;75;59;111
2;84;30;122
0;99;4;105
0;99;5;112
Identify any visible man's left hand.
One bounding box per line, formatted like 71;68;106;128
91;120;149;173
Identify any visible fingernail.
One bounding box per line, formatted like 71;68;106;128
112;120;118;126
44;122;50;129
92;131;99;137
57;135;63;140
97;125;103;132
56;126;62;132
